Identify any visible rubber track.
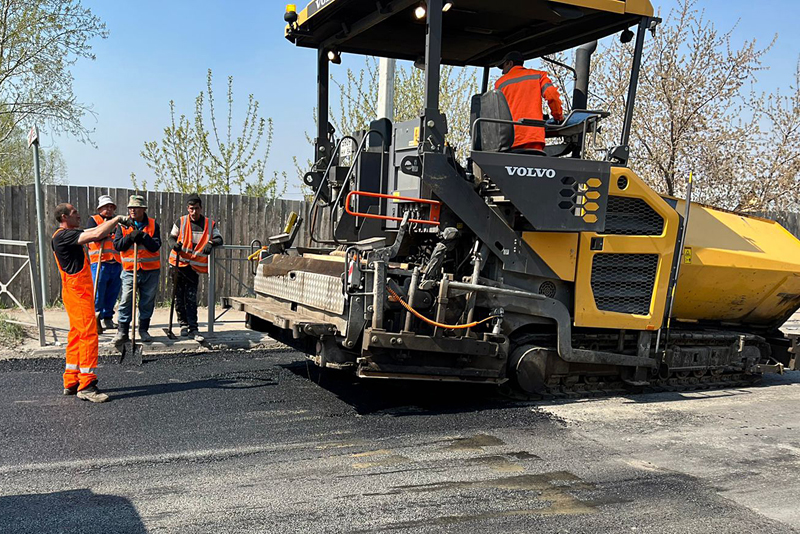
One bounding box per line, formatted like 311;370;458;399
508;372;764;401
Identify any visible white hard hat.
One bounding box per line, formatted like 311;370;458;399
97;195;116;210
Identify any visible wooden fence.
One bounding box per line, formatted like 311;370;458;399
1;184;800;310
0;185;324;308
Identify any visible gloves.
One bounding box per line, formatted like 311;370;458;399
117;215;134;228
172;241;182;252
128;229;142;244
134;230;146;244
202;243;213;255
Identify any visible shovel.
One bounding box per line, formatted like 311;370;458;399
93;253;104;334
121;242;143;365
162;265;178;340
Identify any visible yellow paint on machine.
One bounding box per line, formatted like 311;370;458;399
521;232;579;282
548;0;653;16
573;167;679;330
670;201;800;325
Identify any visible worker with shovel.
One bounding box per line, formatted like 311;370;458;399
86;195;122;334
167;193;223;342
113;195;162;345
52;203;132;403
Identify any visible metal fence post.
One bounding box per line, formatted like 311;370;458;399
207;247;216;334
26;242;46;346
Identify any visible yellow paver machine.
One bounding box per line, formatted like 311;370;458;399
229;0;800;394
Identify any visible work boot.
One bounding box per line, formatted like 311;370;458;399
189;329;205;343
63;385;78;396
76;385;109;403
112;323;130;346
103;317;116;330
180;326;189;337
138;319;153;343
96;313;104;334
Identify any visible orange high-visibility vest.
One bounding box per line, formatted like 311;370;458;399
169;215;214;273
120;217;161;271
495;66;563;150
87;214;121;264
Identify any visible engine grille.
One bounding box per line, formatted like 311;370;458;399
604;196;664;235
591;253;659;315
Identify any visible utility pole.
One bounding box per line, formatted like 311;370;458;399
377;57;396;121
28;125;48;304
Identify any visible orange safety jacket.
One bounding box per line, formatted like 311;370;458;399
120;218;161;271
495;66;564;150
87;214;121;264
169;215;214;274
52;228;98;391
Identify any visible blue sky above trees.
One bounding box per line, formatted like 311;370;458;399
52;0;799;199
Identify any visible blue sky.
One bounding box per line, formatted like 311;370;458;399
51;0;799;200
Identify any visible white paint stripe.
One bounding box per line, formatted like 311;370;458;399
0;439;356;475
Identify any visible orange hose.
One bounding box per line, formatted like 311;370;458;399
387;287;498;330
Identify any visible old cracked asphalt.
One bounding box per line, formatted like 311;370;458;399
1;349;799;533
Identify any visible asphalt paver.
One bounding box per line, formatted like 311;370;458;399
0;349;797;533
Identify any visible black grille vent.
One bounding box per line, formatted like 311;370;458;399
591;254;659;315
604;196;664;235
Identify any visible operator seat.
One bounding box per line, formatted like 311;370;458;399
470;90;546;156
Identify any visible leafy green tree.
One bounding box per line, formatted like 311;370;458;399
0;115;67;185
0;0;107;144
138;69;286;198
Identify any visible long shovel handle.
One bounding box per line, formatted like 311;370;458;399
92;254;103;300
168;266;177;332
131;242;138;349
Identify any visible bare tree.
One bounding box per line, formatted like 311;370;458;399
138;69;286;198
591;0;789;209
330;57;480;163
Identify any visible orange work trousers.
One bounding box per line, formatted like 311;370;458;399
60;258;99;391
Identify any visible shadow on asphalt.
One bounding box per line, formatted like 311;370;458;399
0;489;147;534
103;374;278;401
282;361;515;416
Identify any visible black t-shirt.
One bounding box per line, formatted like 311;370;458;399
52;229;87;275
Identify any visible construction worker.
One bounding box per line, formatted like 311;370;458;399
495;50;564;151
112;195;162;344
86;195;122;331
52;203;131;403
168;193;223;342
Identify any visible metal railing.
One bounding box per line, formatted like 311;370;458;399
207;245;256;334
0;239;45;346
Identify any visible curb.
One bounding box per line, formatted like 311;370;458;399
0;334;285;361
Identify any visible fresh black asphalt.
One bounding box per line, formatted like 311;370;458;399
0;349;796;533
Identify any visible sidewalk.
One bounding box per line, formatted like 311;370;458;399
0;306;282;360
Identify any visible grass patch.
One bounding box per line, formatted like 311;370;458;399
0;312;27;348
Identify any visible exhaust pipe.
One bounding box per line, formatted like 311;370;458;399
572;40;597;111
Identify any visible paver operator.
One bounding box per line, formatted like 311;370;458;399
168;193;223;342
52;202;131;403
112;195;162;344
86;195;122;332
495;50;564;152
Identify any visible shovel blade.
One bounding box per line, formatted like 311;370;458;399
121;342;144;366
162;328;177;340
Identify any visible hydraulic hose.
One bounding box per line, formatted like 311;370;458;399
387;287;498;330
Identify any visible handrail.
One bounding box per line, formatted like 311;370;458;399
330;129;386;245
345;191;441;226
308;135;358;245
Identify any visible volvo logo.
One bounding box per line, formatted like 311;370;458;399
505;166;557;178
